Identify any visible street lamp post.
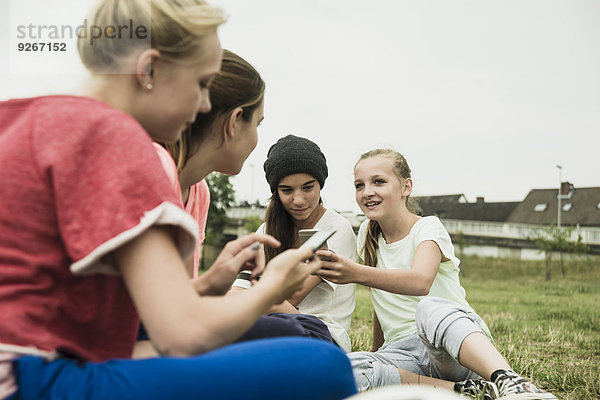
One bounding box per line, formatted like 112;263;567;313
556;165;562;228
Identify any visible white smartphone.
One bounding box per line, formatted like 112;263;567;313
299;227;336;252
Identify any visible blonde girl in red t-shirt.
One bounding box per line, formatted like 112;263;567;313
0;1;356;399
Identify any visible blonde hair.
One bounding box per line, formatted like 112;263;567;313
78;0;226;72
355;149;418;267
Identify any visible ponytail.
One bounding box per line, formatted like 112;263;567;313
360;220;381;267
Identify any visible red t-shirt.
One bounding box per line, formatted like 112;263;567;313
152;144;210;278
0;96;197;362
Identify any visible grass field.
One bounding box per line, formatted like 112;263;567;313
348;255;600;400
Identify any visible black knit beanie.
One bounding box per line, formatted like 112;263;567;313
263;134;328;193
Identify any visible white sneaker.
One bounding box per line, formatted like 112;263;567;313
454;378;499;400
492;370;557;400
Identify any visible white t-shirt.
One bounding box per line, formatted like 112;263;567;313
357;216;491;346
258;209;357;352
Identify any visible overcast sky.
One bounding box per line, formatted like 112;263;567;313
2;0;599;212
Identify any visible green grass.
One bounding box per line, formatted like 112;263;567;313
349;255;600;400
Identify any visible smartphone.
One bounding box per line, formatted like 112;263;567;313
299;229;324;249
299;227;337;252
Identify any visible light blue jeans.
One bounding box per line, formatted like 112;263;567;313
349;297;489;390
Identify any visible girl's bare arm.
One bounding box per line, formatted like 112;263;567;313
116;226;320;357
316;240;441;296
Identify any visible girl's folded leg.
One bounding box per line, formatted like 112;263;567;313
236;312;334;344
12;338;357;400
416;296;486;382
348;335;429;391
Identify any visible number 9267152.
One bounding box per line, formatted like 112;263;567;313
17;42;67;52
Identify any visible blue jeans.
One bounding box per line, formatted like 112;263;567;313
238;312;334;344
9;338;357;400
138;313;335;345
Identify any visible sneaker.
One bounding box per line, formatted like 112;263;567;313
454;379;499;400
491;369;557;399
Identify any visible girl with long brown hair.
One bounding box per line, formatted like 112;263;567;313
233;134;357;352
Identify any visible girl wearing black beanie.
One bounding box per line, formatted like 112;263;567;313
259;134;357;352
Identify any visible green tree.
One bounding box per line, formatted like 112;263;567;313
243;215;263;234
529;225;589;281
204;172;235;245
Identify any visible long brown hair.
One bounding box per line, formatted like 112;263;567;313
167;49;265;172
263;191;296;262
356;149;416;267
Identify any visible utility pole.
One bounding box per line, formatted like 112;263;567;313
556;165;562;228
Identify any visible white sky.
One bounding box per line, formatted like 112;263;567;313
1;0;599;212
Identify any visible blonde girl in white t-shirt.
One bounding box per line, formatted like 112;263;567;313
316;149;556;400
